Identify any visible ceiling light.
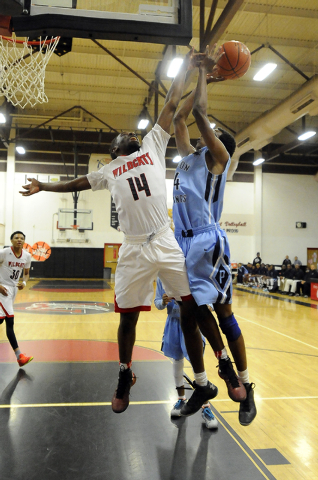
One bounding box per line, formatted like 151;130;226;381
210;123;216;129
167;58;183;78
0;113;6;123
137;119;149;130
298;131;316;141
253;63;277;81
173;155;181;163
16;146;26;154
253;158;265;166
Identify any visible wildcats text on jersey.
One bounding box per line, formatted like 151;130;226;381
8;261;25;268
112;152;154;179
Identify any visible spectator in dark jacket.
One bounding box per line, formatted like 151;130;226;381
284;264;304;296
253;253;262;266
282;255;292;267
263;265;278;292
280;264;295;293
296;265;318;297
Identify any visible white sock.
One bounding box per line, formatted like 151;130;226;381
194;371;208;386
237;368;249;384
172;358;184;388
15;348;21;359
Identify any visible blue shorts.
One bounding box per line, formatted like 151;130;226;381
161;316;206;362
175;226;232;306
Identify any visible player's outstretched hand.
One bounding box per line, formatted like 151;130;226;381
0;285;8;296
201;44;224;73
19;178;41;196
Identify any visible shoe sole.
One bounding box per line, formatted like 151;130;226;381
112;372;136;414
18;356;33;367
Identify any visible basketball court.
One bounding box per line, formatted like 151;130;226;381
1;1;318;480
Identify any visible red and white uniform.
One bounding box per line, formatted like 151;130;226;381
0;247;31;318
87;124;191;311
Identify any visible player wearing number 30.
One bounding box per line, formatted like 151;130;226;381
19;49;219;415
0;231;33;367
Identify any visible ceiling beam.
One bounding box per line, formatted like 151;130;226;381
202;0;244;47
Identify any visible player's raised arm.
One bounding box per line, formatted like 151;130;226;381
157;48;200;135
173;90;197;158
192;46;229;169
20;175;91;196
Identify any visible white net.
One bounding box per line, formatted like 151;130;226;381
0;36;59;109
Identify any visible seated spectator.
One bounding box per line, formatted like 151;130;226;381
243;263;253;285
236;263;248;285
279;264;295;293
284;264;304;296
249;263;261;287
262;265;278;292
282;255;291;267
296;265;318;298
293;256;302;266
253;252;262;266
277;265;286;292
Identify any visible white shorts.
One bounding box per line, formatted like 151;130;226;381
0;286;17;318
114;224;191;312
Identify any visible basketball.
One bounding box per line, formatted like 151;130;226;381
217;41;251;80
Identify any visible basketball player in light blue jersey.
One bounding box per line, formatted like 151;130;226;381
172;47;256;426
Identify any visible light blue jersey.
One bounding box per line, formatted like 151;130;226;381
173;148;232;306
173;146;230;232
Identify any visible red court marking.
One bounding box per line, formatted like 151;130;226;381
0;339;167;363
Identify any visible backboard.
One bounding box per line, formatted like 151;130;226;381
5;0;192;45
57;208;93;231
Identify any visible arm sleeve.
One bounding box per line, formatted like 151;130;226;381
87;166;109;191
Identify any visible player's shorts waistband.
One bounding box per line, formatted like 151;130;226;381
175;223;219;238
123;223;170;245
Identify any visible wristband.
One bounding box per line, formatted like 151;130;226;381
22;281;26;286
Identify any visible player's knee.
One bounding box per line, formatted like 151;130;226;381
219;314;241;342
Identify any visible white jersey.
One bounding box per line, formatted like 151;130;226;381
87;124;170;236
0;247;31;287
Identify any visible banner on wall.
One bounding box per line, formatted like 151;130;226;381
218;214;254;235
89;153;111;173
307;248;318;269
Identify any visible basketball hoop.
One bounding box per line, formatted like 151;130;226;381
0;35;60;108
71;225;80;230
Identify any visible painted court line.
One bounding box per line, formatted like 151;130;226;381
1;395;317;408
236;314;318;351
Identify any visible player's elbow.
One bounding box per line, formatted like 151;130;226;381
173;112;185;125
192;104;205;119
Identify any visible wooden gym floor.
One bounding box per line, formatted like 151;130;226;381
0;279;317;480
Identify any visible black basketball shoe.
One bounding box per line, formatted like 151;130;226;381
180;381;218;416
218;357;247;402
239;383;257;426
112;367;136;414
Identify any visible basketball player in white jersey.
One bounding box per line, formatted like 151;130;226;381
20;49;220;414
0;231;33;367
172;47;256;425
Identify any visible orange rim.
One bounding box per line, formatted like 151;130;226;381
0;35;60;45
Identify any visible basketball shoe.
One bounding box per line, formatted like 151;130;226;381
218;358;247;402
239;383;257;426
180;381;218;416
201;405;218;429
17;353;33;367
170;399;186;417
112;367;136;414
